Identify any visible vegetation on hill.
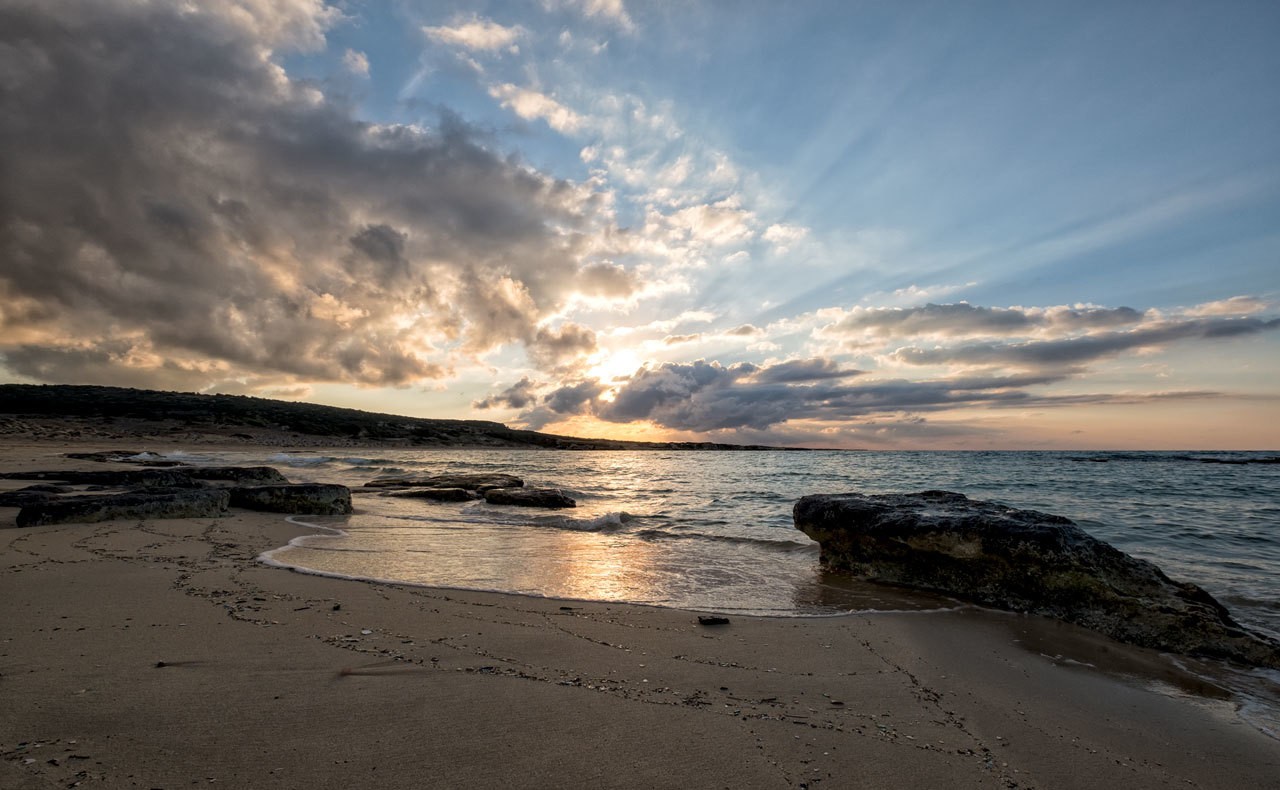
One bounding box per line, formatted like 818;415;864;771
0;384;796;450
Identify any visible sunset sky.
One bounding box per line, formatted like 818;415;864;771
1;0;1278;448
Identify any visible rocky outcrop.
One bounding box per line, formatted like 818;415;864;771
229;484;353;515
382;487;480;502
365;473;523;493
0;484;73;508
186;466;290;484
0;466;288;488
793;490;1280;668
16;488;231;528
64;450;188;466
484;487;576;509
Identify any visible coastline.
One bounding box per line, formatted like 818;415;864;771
2;441;1279;788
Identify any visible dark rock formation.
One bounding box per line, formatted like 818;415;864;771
0;484;73;508
229;484;353;515
484;487;576;509
0;466;287;488
365;473;524;493
187;466;289;485
0;468;197;487
793;490;1280;668
64;451;188;466
16;489;230;527
382;487;480;502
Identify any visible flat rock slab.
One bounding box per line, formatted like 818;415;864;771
0;466;288;487
794;490;1280;668
484;487;576;509
364;473;523;492
230;484;353;515
16;488;230;528
382;487;479;502
0;484;73;507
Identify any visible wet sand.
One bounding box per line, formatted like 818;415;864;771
1;440;1278;788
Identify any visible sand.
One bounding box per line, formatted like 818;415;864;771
1;441;1278;789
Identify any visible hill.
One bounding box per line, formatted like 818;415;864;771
0;384;798;451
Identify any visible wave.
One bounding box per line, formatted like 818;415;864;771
631;528;818;554
266;452;336;467
528;511;637;532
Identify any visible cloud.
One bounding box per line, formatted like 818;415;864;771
1184;295;1271;316
423;16;524;53
543;378;608;413
342;48;369;75
663;333;702;345
519;359;1048;433
751;358;862;383
724;323;764;337
488;83;584;133
892;317;1280;369
575;262;638;299
529;323;598;370
474;377;538;409
548;0;636;33
0;0;615;390
826;302;1144;339
763;222;808;252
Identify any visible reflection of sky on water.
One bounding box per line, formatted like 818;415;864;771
277;512;954;616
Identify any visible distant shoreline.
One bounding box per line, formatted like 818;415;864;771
0;383;821;451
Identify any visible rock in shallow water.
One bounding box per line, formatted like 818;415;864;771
16;489;231;527
230;484;353;515
793;490;1280;668
382;487;480;502
484;487;576;509
364;473;523;492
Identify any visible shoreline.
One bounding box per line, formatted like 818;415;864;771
3;441;1279;788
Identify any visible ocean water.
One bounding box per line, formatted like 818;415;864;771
158;448;1280;641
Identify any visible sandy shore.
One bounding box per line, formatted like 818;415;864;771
2;441;1278;788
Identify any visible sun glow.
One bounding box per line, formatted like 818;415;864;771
587;348;643;382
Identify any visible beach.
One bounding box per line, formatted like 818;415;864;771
2;441;1278;789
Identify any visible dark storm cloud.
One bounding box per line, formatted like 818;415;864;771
827;303;1145;338
751;357;861;383
522;359;1066;432
529;323;598;370
347;224;410;281
473;376;539;410
893;317;1280;368
0;0;609;390
543;379;608;414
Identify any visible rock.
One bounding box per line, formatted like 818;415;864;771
0;484;74;508
187;466;290;485
63;451;189;467
0;468;197;487
793;490;1280;668
16;488;230;527
0;466;288;488
698;615;730;626
382;487;480;502
364;473;523;492
229;484;353;515
483;487;576;509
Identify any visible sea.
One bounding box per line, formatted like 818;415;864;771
149;448;1280;641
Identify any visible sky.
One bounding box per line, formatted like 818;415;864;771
1;0;1278;449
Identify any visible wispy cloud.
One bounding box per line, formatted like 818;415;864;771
342;48;369;76
487;83;584;132
423;16;525;53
